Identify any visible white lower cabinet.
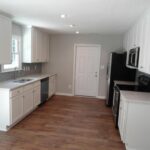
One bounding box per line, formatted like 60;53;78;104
118;95;150;150
0;76;56;131
33;82;41;107
49;75;56;98
23;89;34;115
0;81;41;131
11;95;23;124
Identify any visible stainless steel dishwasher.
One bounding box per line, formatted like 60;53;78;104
41;77;49;104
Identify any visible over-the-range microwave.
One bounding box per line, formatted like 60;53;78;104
126;47;140;69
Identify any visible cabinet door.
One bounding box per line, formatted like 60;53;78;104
49;77;53;97
11;95;23;124
118;99;123;140
138;13;150;73
36;30;42;62
31;28;37;62
33;86;41;107
118;98;128;143
23;90;34;115
143;13;150;74
49;76;56;98
23;28;32;63
0;15;12;64
125;103;150;150
42;33;49;62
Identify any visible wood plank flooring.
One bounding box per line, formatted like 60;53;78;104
0;96;125;150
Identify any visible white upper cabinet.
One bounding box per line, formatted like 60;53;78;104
0;15;12;64
42;33;50;62
23;27;49;63
123;9;150;74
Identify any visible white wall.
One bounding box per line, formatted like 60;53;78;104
42;34;123;98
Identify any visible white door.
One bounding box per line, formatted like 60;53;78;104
75;45;101;97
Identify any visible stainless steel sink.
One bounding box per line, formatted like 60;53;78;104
13;79;33;83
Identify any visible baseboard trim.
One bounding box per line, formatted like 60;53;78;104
55;92;74;96
56;93;106;100
96;96;106;100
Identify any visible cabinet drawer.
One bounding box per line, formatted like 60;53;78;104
23;84;33;92
33;81;40;88
10;87;23;98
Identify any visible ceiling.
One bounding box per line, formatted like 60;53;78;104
0;0;150;34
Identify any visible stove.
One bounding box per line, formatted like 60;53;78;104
116;84;150;92
112;75;150;128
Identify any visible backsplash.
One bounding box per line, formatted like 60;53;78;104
0;63;42;82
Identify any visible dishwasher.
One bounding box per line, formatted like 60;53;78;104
41;77;49;104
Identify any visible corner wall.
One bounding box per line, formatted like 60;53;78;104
42;34;123;98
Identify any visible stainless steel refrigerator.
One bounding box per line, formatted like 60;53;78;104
106;52;136;106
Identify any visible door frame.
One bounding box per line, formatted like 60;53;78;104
72;44;101;97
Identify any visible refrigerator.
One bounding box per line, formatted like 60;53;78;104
106;52;136;106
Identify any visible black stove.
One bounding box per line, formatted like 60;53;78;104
116;84;150;92
112;75;150;128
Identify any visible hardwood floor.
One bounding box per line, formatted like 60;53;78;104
0;96;125;150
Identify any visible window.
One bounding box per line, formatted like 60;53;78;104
2;35;22;72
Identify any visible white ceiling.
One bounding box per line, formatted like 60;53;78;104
0;0;150;34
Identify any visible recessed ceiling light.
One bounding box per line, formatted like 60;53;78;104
69;24;75;28
60;14;67;19
75;31;79;34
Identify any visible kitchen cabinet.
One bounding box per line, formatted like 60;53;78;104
11;95;23;124
0;80;41;131
49;75;56;98
23;88;34;115
0;15;12;64
123;10;150;74
138;14;150;73
33;81;41;107
42;33;50;62
36;29;42;62
23;27;49;63
118;93;150;150
118;97;128;142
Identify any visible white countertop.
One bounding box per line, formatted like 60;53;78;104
0;73;56;90
114;80;137;85
120;90;150;104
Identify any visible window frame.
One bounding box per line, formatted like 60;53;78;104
1;35;22;72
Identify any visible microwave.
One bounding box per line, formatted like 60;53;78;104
126;47;140;69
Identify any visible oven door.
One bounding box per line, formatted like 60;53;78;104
112;86;120;128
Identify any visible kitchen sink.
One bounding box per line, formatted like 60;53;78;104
13;78;33;83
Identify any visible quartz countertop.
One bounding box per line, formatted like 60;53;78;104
120;90;150;104
0;73;56;90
